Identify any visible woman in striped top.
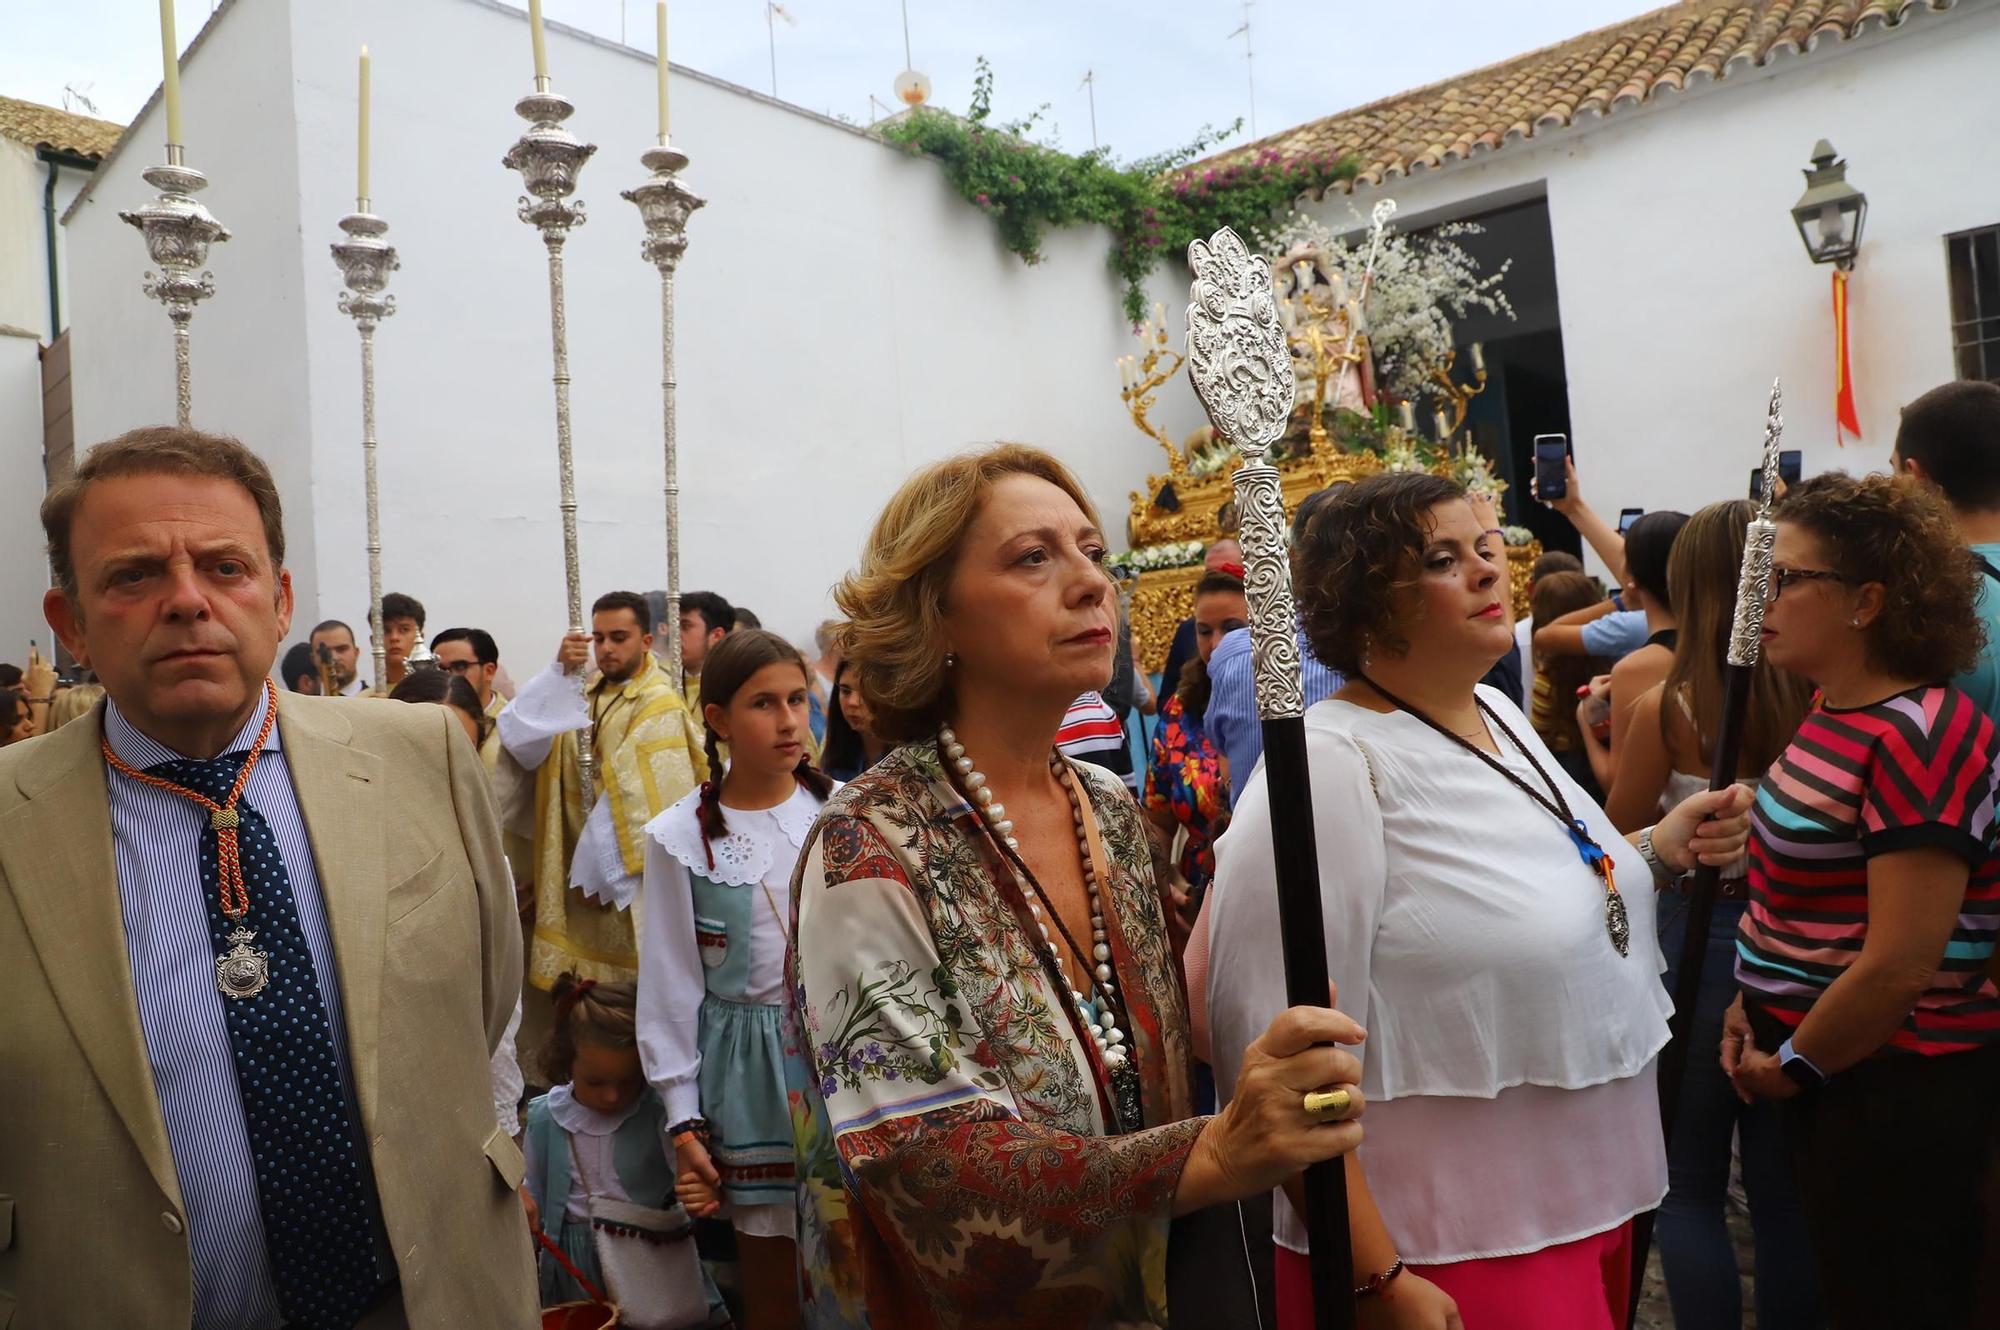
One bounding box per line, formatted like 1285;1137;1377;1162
1725;472;2000;1328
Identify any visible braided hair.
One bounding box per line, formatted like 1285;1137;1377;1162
694;629;836;866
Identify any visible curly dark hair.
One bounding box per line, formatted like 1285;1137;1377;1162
1295;471;1465;674
1774;472;1986;682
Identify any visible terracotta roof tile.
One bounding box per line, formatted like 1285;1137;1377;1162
0;93;123;159
1181;0;1956;189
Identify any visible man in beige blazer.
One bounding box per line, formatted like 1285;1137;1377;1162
0;426;537;1327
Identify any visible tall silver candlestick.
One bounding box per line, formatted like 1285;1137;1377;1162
504;80;598;792
330;206;399;694
622;138;705;690
120;145;230;426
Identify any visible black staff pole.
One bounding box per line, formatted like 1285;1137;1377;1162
1630;379;1783;1318
1186;226;1355;1330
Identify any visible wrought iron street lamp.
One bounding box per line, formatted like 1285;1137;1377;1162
1790;139;1867;269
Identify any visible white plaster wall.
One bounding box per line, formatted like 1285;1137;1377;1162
62;0;1160;670
1;150;93;342
63;0;324;623
1145;3;2000;570
1;140;91;664
0;331;49;657
283;0;1155;664
0;139;47;334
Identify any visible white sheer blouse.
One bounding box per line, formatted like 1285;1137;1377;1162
1206;686;1669;1263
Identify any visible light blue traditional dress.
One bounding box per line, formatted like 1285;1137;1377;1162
638;782;828;1242
521;1084;726;1320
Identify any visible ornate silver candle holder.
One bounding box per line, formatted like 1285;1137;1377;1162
330;208;399;694
120;146;231;427
503;82;599;792
621;139;705;689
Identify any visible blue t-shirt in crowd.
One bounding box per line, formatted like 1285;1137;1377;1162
1207;625;1345;807
1579;609;1649;660
1955;543;2000;724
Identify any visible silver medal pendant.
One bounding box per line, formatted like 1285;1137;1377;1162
216;926;270;999
1605;891;1632;958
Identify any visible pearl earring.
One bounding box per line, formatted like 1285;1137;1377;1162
945;651;959;669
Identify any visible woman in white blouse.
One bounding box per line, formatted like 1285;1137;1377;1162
1207;473;1754;1330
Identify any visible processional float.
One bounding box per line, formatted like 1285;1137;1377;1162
330;47;397;695
1630;379;1784;1311
1185;220;1385;1330
503;9;599;791
622;0;704;688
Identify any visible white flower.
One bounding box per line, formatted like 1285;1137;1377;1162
1259;209;1514;410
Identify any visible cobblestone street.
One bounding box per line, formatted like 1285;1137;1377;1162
1633;1205;1759;1329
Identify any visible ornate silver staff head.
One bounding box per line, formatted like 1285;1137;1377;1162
331;212;399;328
1729;378;1784;668
503;89;595;240
1186;227;1305;721
403;632;439;674
121;151;231;426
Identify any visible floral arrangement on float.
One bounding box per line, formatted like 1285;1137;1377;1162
1108;540;1208;580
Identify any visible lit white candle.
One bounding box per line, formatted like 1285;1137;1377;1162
357;46;371;206
1470;341;1485;374
656;3;670;139
528;0;550;82
158;0;183;145
1434;410;1451;439
1398;400;1416;432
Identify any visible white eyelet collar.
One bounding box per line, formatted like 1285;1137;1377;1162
645;781;828;886
546;1083;643;1137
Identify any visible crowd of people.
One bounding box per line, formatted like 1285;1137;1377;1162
2;379;1999;1330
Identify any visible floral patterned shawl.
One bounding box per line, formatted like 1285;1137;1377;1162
787;739;1202;1329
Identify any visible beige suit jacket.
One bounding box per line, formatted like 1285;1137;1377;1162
0;693;538;1328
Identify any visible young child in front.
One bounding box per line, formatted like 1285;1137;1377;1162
637;629;836;1330
521;975;724;1323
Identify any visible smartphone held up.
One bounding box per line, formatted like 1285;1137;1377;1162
1534;434;1571;502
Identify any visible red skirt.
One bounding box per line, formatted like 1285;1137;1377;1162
1275;1221;1633;1330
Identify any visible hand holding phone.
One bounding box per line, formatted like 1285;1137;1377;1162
1534;434;1571;503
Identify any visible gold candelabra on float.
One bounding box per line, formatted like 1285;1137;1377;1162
1116;303;1189;477
1429;342;1489;439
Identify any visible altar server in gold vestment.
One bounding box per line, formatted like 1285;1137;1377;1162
499;590;706;989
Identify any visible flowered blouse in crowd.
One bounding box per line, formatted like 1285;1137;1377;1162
787;740;1200;1330
1144;693;1227;893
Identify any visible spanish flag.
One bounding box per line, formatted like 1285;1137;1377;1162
1833;268;1861;443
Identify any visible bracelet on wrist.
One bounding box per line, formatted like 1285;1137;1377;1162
668;1117;709;1143
1355;1257;1405;1299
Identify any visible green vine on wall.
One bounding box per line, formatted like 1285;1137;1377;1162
877;60;1360;324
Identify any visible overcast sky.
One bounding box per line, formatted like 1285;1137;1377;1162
9;0;1658;162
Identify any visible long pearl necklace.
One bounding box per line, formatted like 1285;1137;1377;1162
939;727;1129;1071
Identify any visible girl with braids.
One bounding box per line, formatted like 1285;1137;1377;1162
522;974;725;1319
638;629;836;1330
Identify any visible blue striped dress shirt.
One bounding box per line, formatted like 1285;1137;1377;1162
105;691;365;1330
1206;625;1346;808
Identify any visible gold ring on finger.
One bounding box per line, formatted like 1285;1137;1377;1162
1302;1088;1353;1121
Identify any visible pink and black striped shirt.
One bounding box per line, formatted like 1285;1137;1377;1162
1738;685;2000;1055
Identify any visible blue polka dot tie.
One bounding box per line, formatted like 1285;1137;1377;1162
151;751;386;1329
